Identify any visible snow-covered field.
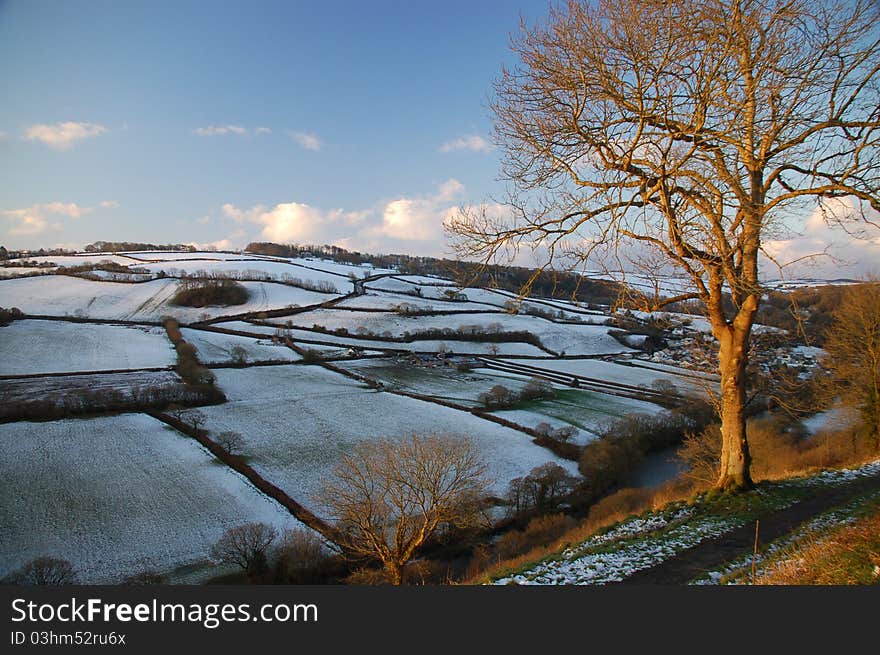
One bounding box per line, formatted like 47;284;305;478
180;328;300;365
0;414;298;583
0;320;174;375
267;308;628;356
9;254;142;267
339;359;539;406
286;257;396;278
218;321;551;356
0;276;333;322
337;291;500;312
134;259;345;290
200;366;578;510
121;251;257;261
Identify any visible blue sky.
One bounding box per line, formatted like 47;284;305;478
1;0;878;277
0;0;551;255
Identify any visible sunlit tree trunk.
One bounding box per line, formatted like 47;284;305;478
715;322;754;490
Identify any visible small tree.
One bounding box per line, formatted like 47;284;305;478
478;384;515;409
184;410;207;432
216;431;245;457
820;281;880;448
273;528;329;583
7;556;77;585
230;345;249;366
210;523;277;577
318;434;490;585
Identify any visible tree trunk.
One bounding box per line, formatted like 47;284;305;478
716;324;754;492
387;561;404;586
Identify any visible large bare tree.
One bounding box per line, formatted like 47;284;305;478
448;0;880;491
318;435;489;585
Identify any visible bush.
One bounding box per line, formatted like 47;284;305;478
520;376;556;402
0;306;24;326
478;384;516;409
5;556;77;585
507;462;578;515
273;529;330;584
495;513;576;559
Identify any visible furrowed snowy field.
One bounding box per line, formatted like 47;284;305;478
0;320;174;375
199;365;579;510
0;414;298;583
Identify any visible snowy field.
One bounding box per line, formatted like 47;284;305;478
216;321;551;356
339;359;540;406
267;308;628;356
135;259;345;290
0;276;333;322
0;320;174;375
180;328;301;365
285;257;396;278
0;370;184;407
337;291;501;312
199;366;578;510
490;389;662;437
0;414;298;583
121;251;258;261
9;254;142;267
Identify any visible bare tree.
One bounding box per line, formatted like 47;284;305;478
210;523;277;577
318;434;490;585
6;556;78;585
819;280;880;447
448;0;880;491
184;410;207;432
230;345;248;366
216;431;245;457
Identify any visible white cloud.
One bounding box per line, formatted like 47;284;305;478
24;122;107;150
99;200;120;209
221;201;367;244
255;127;272;135
217;179;467;255
1;202;92;236
439;135;493;154
289;131;322;151
762;198;880;278
193;125;248;137
371;178;465;243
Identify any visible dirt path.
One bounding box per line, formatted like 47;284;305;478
620;472;880;584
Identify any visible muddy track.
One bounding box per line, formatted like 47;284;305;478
619;472;880;584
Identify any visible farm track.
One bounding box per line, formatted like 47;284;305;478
619;472;880;585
